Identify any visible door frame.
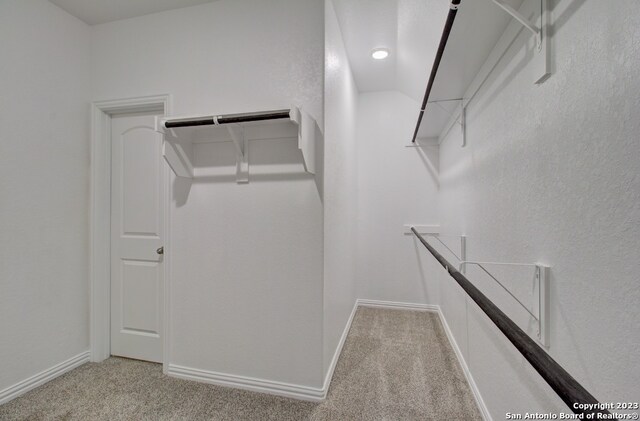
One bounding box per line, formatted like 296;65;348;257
90;94;172;372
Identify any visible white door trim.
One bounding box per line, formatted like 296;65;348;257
90;94;172;372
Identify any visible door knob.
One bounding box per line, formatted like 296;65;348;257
156;246;164;255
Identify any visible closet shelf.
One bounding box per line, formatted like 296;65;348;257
411;0;550;145
155;107;316;182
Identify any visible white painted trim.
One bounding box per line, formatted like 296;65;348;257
90;94;172;370
180;300;359;402
104;295;488;416
321;301;358;396
354;299;491;420
164;300;439;402
90;102;110;363
435;307;492;421
162;148;172;374
357;299;439;312
167;365;326;402
0;351;90;405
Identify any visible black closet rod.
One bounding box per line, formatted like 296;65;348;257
411;0;461;143
409;227;616;420
164;109;291;129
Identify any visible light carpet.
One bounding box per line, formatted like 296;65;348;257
0;307;481;420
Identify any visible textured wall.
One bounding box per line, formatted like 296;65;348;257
323;0;359;376
437;0;640;416
91;0;323;127
0;0;91;392
356;91;440;303
92;0;325;388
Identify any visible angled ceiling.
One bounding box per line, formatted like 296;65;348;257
49;0;219;25
332;0;450;100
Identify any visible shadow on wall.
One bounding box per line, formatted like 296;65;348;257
411;144;440;188
173;176;192;208
462;0;586;138
412;236;435;300
550;0;585;36
467;21;536;127
471;301;564;412
172;123;324;207
413;234;466;302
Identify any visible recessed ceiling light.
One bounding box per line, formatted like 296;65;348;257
371;48;389;60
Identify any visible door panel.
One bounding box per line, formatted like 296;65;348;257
111;112;164;363
121;259;161;335
122;132;161;236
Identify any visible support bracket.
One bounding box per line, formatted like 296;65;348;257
460;103;466;147
491;0;541;49
290;107;316;175
428;98;467;147
491;0;550;84
459;260;550;347
156;106;317;180
227;125;249;184
155;116;194;178
460;235;467;273
405;226;466;270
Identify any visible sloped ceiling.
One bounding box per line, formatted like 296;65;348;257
332;0;449;101
49;0;219;25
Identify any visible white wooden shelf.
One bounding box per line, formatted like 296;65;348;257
414;0;550;145
155;107;317;183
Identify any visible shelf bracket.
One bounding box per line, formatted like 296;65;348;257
460;235;467;273
492;0;550;84
155;116;194;178
459;260;550;347
290;107;316;175
491;0;541;48
156;107;317;180
227;125;249;184
429;98;467;147
460;103;466;147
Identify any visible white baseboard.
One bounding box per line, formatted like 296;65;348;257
322;301;359;396
168;301;360;402
167;364;326;402
0;304;490;419
356;298;439;312
0;350;90;405
433;308;492;421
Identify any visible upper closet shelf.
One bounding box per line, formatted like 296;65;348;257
411;0;550;145
155;107;316;183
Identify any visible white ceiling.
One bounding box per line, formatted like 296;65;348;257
49;0;219;25
332;0;450;100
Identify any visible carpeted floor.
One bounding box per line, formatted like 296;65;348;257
0;307;481;420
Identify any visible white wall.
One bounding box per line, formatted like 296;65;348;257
91;1;323;126
92;0;325;388
437;0;640;417
323;0;358;377
356;91;440;303
0;0;91;392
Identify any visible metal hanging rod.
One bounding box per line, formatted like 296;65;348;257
411;0;461;143
409;226;615;420
163;109;291;129
409;0;550;144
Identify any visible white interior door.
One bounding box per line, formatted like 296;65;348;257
110;112;164;363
